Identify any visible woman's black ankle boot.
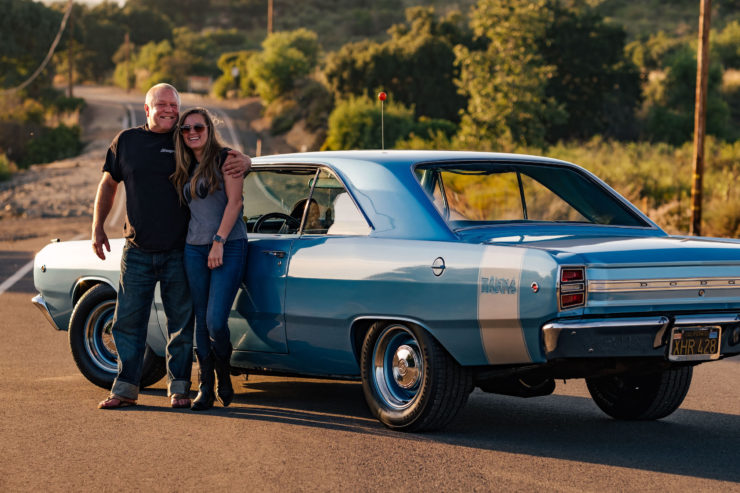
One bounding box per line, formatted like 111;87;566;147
214;348;234;407
191;352;215;411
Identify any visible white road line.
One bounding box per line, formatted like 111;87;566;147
0;261;34;296
126;103;136;128
0;233;86;296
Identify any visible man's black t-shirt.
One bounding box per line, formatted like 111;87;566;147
103;125;189;251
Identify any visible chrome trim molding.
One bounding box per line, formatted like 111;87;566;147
589;277;740;293
31;294;62;331
673;314;740;325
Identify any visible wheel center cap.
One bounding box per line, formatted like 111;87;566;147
393;345;420;389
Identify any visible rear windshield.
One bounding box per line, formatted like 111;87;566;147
414;162;649;230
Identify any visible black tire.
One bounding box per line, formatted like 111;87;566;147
586;366;693;420
68;283;166;390
360;321;472;432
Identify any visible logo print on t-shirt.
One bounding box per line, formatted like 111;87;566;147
160;148;174;153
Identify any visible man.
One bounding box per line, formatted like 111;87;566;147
93;83;250;409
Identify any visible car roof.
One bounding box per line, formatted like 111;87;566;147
248;150;613;241
252;149;572;169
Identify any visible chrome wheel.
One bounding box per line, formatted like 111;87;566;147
372;324;424;410
83;299;118;373
69;283;167;389
361;321;473;431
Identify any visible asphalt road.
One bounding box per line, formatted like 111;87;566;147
1;226;739;492
1;87;738;492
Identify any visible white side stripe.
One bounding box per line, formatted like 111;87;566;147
477;247;531;364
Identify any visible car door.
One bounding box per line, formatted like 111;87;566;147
229;166;319;353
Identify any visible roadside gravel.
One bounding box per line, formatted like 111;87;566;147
0;99;124;242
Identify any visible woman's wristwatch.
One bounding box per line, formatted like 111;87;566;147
213;234;226;244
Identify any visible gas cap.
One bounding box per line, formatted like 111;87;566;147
431;257;445;276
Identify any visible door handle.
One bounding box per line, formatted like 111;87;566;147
263;250;286;258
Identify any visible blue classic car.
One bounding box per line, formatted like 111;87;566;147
33;150;740;431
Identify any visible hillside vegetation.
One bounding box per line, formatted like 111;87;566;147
3;0;740;237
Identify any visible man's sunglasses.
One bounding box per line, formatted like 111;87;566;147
180;124;208;133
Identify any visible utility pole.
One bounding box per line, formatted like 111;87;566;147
67;4;74;98
690;0;712;236
267;0;274;35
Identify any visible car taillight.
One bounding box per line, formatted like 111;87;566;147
561;268;584;283
559;267;586;309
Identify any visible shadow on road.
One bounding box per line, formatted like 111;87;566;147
448;391;740;483
138;378;740;483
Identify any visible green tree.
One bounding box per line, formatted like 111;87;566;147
247;29;319;103
626;31;686;73
455;0;564;149
212;51;256;98
119;39;188;91
120;4;173;46
324;7;475;122
322;96;416;150
0;0;62;93
540;3;642;141
126;0;206;31
644;46;730;145
714;20;740;69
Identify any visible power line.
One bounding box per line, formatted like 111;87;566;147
2;0;74;94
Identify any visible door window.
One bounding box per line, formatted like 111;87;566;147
244;167;370;235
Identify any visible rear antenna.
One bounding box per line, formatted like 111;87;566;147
378;91;387;150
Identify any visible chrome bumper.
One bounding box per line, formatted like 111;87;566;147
31;294;62;331
542;314;740;359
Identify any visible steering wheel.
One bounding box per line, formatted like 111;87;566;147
254;212;301;233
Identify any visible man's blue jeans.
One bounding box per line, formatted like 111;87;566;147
184;239;247;361
111;243;194;400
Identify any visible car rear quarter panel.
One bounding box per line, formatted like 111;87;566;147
478;246;560;364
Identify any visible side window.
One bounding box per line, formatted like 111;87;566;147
243;167;370;236
520;174;589;222
243;168;316;234
416;168;449;219
439;170;523;221
308;169;371;236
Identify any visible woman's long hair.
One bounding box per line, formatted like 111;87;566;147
171;107;226;203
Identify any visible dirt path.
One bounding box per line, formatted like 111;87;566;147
0;97;125;243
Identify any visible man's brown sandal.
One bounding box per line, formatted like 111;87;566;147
98;395;137;409
171;394;191;408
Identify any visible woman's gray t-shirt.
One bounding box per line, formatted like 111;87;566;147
184;154;247;245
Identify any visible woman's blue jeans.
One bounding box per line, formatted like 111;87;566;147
184;239;247;361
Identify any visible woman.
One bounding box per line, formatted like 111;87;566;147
172;107;249;411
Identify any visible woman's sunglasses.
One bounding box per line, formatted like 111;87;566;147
180;124;208;133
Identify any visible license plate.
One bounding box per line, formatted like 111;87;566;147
668;326;721;361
